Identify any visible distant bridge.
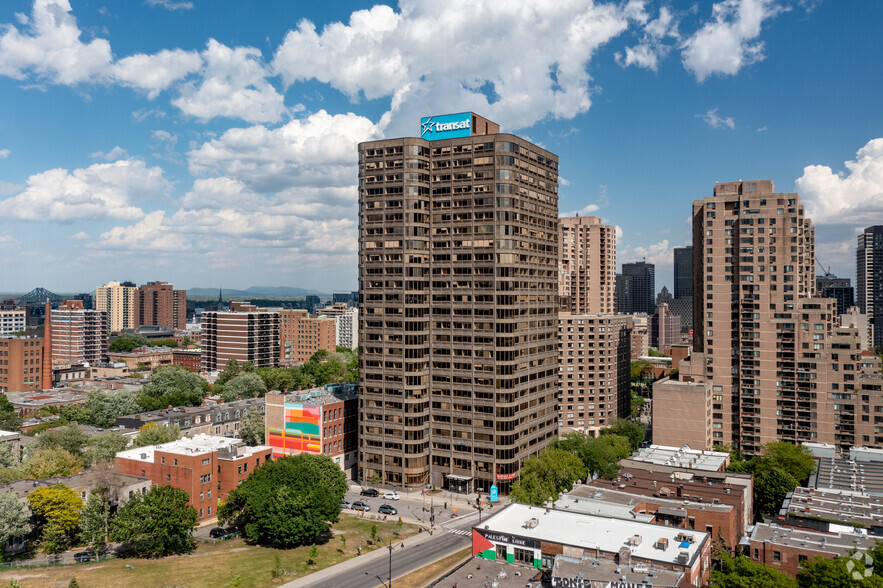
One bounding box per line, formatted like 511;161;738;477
13;287;65;304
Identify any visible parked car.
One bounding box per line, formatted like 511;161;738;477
209;528;230;539
74;552;93;563
382;492;400;501
360;488;379;497
378;504;398;515
340;500;352;510
351;501;371;512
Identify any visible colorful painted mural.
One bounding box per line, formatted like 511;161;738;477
267;402;322;457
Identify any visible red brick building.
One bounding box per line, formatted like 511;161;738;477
201;302;279;372
278;309;336;364
172;348;201;372
115;434;271;520
138;281;186;330
0;336;44;393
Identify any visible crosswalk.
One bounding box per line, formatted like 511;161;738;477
448;528;471;536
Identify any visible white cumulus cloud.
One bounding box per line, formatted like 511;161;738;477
796;138;883;226
0;0;113;85
681;0;782;82
89;146;128;160
172;39;286;123
146;0;194;10
0;149;10;158
112;48;203;99
620;239;672;266
273;1;642;133
0;159;169;221
616;6;680;71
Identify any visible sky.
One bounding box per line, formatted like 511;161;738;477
0;0;881;295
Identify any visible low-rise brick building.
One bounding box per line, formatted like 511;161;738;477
0;336;44;393
106;346;174;372
115;434;271;520
173;348;201;372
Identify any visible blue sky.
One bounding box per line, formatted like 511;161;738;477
0;0;881;294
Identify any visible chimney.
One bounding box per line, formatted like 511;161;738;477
42;299;52;390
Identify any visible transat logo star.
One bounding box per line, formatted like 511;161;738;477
421;117;435;137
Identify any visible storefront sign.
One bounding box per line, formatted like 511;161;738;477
476;529;540;550
420;112;472;140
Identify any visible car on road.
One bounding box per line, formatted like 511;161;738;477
382;492;400;501
209;528;231;539
74;552;93;563
340;500;352;509
351;501;371;512
378;504;398;515
360;488;379;497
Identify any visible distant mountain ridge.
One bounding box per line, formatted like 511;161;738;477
188;286;329;298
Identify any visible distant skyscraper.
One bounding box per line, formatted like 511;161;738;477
816;275;854;316
358;112;559;493
95;281;137;334
621;262;655;314
558;216;616;314
857;226;883;348
673;246;693;299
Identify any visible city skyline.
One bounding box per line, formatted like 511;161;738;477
0;0;881;293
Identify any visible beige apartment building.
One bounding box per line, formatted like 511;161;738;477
558;216;615;314
95;281;138;334
661;180;883;456
558;313;632;435
358;112;559;493
278;309;336;364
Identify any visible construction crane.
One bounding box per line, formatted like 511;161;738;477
815;256;834;278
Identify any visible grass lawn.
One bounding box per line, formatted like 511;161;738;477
393;547;471;588
0;515;417;588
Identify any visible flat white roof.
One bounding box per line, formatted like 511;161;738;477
116;433;255;462
0;430;19;438
631;444;729;472
476;503;708;568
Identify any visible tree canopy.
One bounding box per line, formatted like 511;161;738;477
753;441;816;484
219;372;267;402
0;491;29;555
84;389;141;428
239;408;265;446
0;393;23;431
133;423;180;448
509;448;586;505
219;454;346;547
108;334;150;353
28;484;82;554
599;418;647;450
551;432;632;480
23;447;84;479
710;552;796;588
111;485;198;558
138;365;208;411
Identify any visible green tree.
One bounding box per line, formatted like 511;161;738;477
68;578;80;588
0;441;18;468
216;359;242;386
23;447;84;479
0;491;30;559
35;424;89;459
255;367;296;393
0;394;23;431
630;359;653;381
600;418;647;450
84;389;141;428
796;554;883;588
138;366;207;411
509;447;587;505
754;441;816;484
111;485;198;558
133;423;180;447
83;431;130;468
715;444;750;474
28;484;82;554
710;552;796;588
219;454;347;547
551;433;631;480
240;408;265;446
108;334;150;353
754;466;799;518
220;372;267;402
80;488;113;553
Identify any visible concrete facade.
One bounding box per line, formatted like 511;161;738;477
858;225;883;348
621;262;656;315
279;309;336;364
557;313;632;435
358;113;559;493
49;300;107;367
201;301;280;371
558;215;616;315
95;281;138;334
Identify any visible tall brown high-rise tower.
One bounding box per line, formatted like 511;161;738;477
558;216;616;314
358;112;559;493
138;281;187;330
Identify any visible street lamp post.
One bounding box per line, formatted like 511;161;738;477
367;538;405;588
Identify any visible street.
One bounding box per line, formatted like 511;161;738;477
305;527;471;588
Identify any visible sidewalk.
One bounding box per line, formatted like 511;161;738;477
281;527;434;588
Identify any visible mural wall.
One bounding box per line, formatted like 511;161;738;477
267;402;322;457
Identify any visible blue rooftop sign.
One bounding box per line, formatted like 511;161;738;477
420;112;472;140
